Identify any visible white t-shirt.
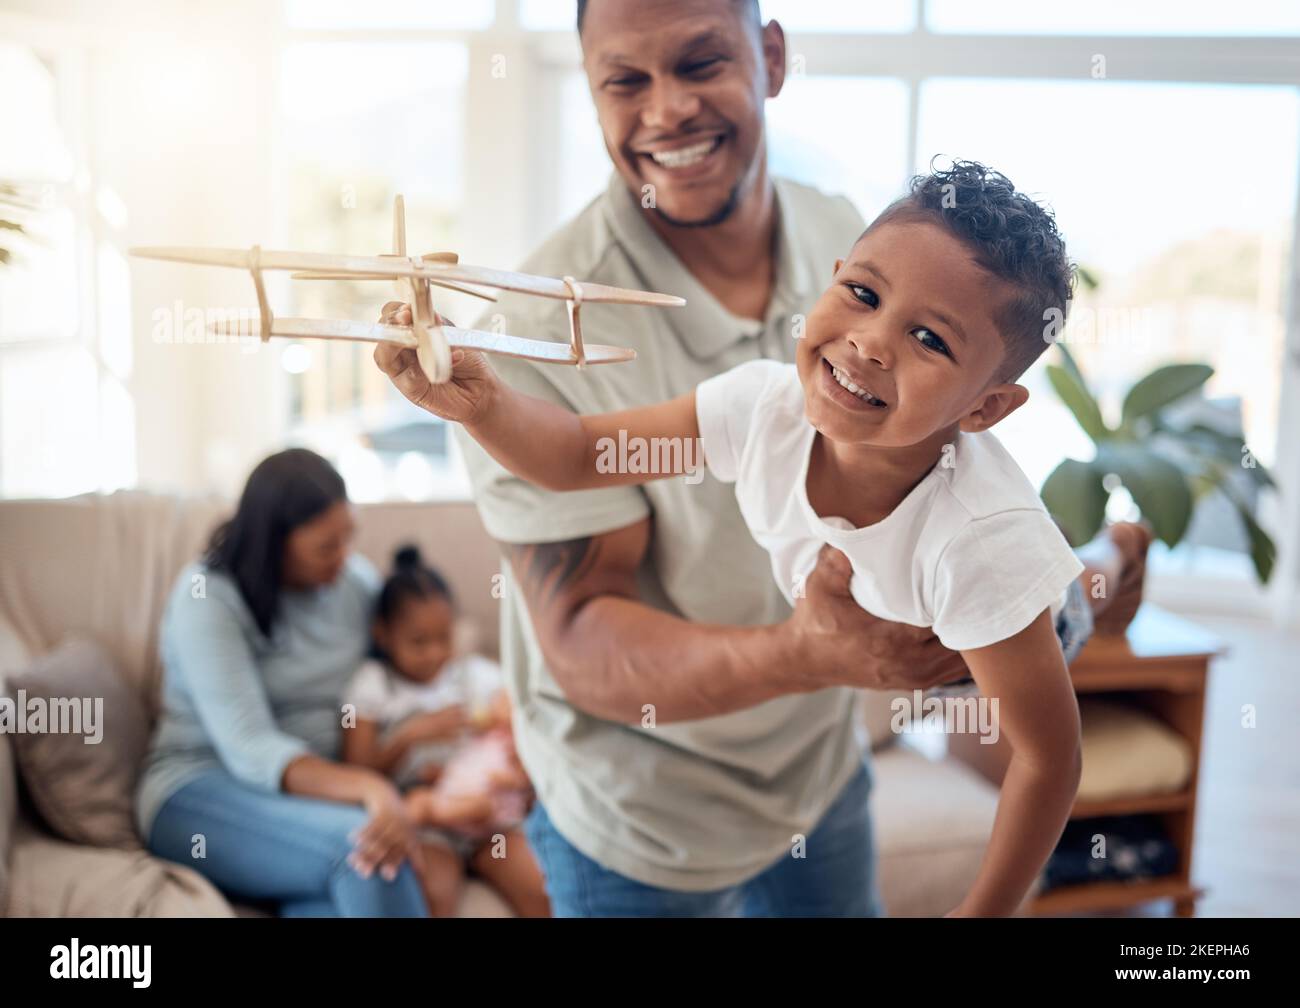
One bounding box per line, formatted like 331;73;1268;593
695;359;1084;652
344;653;503;788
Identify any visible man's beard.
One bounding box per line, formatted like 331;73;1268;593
651;182;742;229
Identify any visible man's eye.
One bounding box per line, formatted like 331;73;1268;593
682;58;722;77
912;327;952;358
605;74;646;90
848;284;879;308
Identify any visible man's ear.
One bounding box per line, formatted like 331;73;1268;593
958;382;1029;433
762;20;787;98
831;257;844;281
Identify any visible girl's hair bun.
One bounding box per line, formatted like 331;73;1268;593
393;544;424;570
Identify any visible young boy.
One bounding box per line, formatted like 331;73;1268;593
390;161;1091;916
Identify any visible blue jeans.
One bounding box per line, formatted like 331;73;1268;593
523;758;882;917
147;768;428;917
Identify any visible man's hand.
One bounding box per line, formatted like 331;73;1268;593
372;301;498;424
787;544;969;692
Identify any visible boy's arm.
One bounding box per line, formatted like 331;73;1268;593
465;376;700;492
951;609;1083;917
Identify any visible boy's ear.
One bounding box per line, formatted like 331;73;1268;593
958;382;1029;433
831;257;844;281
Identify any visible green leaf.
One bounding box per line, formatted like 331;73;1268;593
1040;459;1108;547
1055;342;1087;390
1179;424;1277;491
1216;477;1277;584
1120;364;1213;428
1095;443;1193;547
1046;363;1109;443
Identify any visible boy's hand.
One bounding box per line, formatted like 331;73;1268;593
373;301;498;424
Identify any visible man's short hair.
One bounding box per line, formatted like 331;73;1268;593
577;0;760;35
867;159;1075;382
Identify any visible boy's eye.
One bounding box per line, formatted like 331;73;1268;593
847;283;879;308
912;327;953;358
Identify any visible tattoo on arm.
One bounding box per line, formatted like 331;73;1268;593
506;537;600;608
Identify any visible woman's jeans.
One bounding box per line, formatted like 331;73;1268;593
523;757;883;917
147;769;428;917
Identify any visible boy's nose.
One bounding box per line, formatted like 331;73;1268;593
846;327;894;371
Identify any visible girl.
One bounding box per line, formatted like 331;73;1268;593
343;545;549;917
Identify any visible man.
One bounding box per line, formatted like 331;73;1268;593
375;0;1134;916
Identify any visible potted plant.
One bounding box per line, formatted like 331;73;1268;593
1040;343;1276;583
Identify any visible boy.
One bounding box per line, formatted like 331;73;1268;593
387;161;1091;915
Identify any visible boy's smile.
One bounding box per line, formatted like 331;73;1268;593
796;219;1027;453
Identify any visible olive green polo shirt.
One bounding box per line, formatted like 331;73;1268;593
454;172;869;891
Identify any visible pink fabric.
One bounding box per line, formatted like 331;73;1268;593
432;728;531;839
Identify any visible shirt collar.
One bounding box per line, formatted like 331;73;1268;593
600;172;818;361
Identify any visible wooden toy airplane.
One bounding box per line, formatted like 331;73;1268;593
129;195;684;383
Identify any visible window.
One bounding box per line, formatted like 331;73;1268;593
284;0;493;31
767;76;909;221
917;80;1298;488
0;41;136;497
277;40;473;500
926;0;1300;36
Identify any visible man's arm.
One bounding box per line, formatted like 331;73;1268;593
504;528;970;724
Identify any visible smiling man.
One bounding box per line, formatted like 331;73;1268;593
375;0;1106;917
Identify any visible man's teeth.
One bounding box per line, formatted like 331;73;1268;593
650;138;717;168
831;365;885;406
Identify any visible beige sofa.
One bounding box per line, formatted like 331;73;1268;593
0;491;1000;917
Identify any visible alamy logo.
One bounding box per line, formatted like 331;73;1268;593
0;691;103;744
50;939;151;987
890;689;1000;744
594;430;705;485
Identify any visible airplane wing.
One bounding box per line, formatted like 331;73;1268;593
131;246;685;308
206;316;635;365
287;271;500;302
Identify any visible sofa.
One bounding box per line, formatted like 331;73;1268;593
0;491;1002;917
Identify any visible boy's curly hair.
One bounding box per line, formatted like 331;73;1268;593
870;160;1074;382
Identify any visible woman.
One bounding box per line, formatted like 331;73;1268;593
137;448;477;916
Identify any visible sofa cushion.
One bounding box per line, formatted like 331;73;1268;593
0;493;504;716
6;818;233;917
4;639;148;849
871;744;1010;916
0;614;30;915
1077;697;1193;802
0;733;13;914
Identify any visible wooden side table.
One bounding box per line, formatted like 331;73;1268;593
947;604;1225;917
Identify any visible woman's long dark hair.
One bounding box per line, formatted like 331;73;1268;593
204;448;347;638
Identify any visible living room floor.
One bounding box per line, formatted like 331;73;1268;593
1109;612;1300;917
